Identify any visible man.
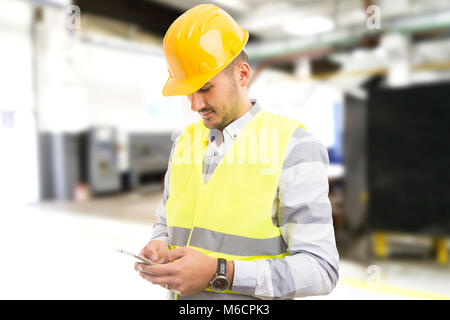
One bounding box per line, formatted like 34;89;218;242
135;4;339;300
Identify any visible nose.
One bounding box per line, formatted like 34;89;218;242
188;92;206;112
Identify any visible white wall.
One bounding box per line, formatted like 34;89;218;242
0;0;39;204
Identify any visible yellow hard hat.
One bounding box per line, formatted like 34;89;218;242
162;4;249;96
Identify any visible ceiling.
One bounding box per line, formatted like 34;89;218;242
75;0;450;41
73;0;450;77
149;0;450;41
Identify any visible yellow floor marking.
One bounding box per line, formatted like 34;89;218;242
339;277;450;300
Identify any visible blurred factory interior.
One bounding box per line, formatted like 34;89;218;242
1;0;450;299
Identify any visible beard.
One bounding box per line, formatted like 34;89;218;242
212;82;241;130
199;77;242;130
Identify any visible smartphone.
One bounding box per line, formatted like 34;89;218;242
117;249;156;265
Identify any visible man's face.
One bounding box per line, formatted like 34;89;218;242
187;70;240;130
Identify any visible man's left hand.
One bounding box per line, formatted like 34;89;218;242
137;247;219;296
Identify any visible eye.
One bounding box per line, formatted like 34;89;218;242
199;87;211;93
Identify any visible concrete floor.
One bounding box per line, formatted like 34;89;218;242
1;186;449;300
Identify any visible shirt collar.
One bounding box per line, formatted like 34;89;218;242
209;98;261;143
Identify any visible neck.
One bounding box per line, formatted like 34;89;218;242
237;98;253;118
219;98;253;132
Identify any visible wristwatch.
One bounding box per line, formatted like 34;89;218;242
210;258;230;291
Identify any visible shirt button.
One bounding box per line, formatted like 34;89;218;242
213;151;218;156
211;136;215;142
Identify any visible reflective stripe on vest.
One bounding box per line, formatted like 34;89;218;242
165;111;302;298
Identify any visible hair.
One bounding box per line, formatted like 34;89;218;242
224;50;248;75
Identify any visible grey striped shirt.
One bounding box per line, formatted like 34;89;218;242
151;99;339;299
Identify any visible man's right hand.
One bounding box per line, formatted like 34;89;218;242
134;240;170;271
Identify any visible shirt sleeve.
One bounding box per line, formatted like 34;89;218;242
232;127;340;299
149;132;180;244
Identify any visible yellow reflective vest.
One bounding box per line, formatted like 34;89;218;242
165;111;302;296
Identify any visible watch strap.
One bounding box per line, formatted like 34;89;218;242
217;258;227;276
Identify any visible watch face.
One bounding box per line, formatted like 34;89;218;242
212;276;229;291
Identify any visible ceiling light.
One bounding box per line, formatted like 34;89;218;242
283;16;334;37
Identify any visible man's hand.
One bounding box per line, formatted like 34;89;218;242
136;247;233;296
134;240;169;272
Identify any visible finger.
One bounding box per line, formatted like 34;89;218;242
138;270;170;285
137;263;154;275
165;247;187;262
134;250;151;271
155;250;168;264
134;260;147;272
144;245;157;261
150;244;168;262
138;262;177;277
138;246;147;256
137;269;175;288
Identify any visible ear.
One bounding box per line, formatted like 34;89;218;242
236;61;251;87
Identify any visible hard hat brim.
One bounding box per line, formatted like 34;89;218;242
162;73;210;97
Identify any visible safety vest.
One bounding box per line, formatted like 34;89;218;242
165;111;302;298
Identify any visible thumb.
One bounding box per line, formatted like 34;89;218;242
144;245;158;261
164;247;187;263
